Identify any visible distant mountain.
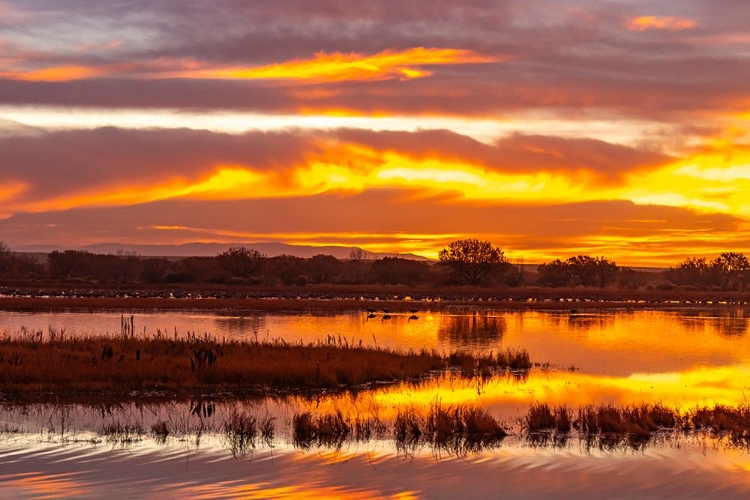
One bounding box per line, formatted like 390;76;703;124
14;242;431;261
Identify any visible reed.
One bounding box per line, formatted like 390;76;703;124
292;410;352;449
449;347;533;377
691;404;750;442
150;420;170;444
100;421;146;445
522;402;750;447
394;407;423;445
222;409;275;455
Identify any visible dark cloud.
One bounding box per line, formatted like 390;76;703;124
1;0;748;121
0;127;321;201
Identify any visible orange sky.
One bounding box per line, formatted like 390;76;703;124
1;1;749;266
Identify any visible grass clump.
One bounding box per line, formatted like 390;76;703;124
691;404;750;443
449;347;533;378
150;420;170;444
222;410;275;456
394;402;507;454
293;410;351;449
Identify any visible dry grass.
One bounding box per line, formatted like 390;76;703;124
222;410;275;456
449;348;532;377
691;404;750;443
521;402;750;449
292;410;351;449
0;328;525;396
394;402;507;454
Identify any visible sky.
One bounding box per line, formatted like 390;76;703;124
1;0;750;266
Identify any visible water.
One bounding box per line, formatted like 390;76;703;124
2;306;750;498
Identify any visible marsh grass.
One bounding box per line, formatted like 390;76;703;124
449;348;533;377
222;410;275;456
392;402;508;455
691;404;750;444
100;421;145;445
151;420;170;444
293;410;352;449
520;402;750;449
0;328;532;395
294;403;507;455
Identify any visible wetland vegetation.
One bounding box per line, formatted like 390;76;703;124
0;327;533;398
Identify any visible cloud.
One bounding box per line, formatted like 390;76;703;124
627;16;697;32
0;65;126;82
0;127;674;218
330;129;673;182
154;47;501;84
1;1;746;123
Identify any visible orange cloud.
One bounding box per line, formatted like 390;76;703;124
627;16;697;31
0;64;130;82
161;47;502;83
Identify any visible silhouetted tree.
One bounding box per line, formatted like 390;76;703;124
47;250;93;279
218;247;266;280
567;255;619;287
141;258;174;284
536;259;571;287
537;255;619;287
368;257;430;285
0;242;14;276
438;239;505;285
308;254;341;284
712;252;750;290
268;255;307;285
665;257;720;288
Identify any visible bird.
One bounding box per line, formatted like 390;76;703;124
381;314;392;322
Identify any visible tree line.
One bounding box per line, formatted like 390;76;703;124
0;239;748;290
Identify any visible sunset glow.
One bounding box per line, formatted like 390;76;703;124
161;47;500;83
0;1;749;266
627;16;697;31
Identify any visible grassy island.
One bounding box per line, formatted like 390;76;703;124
0;330;531;399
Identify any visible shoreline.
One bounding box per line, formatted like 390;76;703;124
0;293;749;313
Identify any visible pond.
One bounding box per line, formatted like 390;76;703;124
2;306;750;498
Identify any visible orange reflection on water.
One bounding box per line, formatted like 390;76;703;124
0;472;92;499
297;363;750;424
178;480;416;499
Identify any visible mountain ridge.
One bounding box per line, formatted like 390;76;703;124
13;242;431;261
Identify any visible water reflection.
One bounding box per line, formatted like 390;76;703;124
3;307;750;496
213;313;266;339
437;314;505;347
566;312;616;332
3;309;750;376
678;310;750;337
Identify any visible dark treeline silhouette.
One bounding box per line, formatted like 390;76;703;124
537;255;619;288
665;252;750;291
1;240;749;291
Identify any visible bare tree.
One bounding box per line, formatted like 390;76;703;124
438;239;505;285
